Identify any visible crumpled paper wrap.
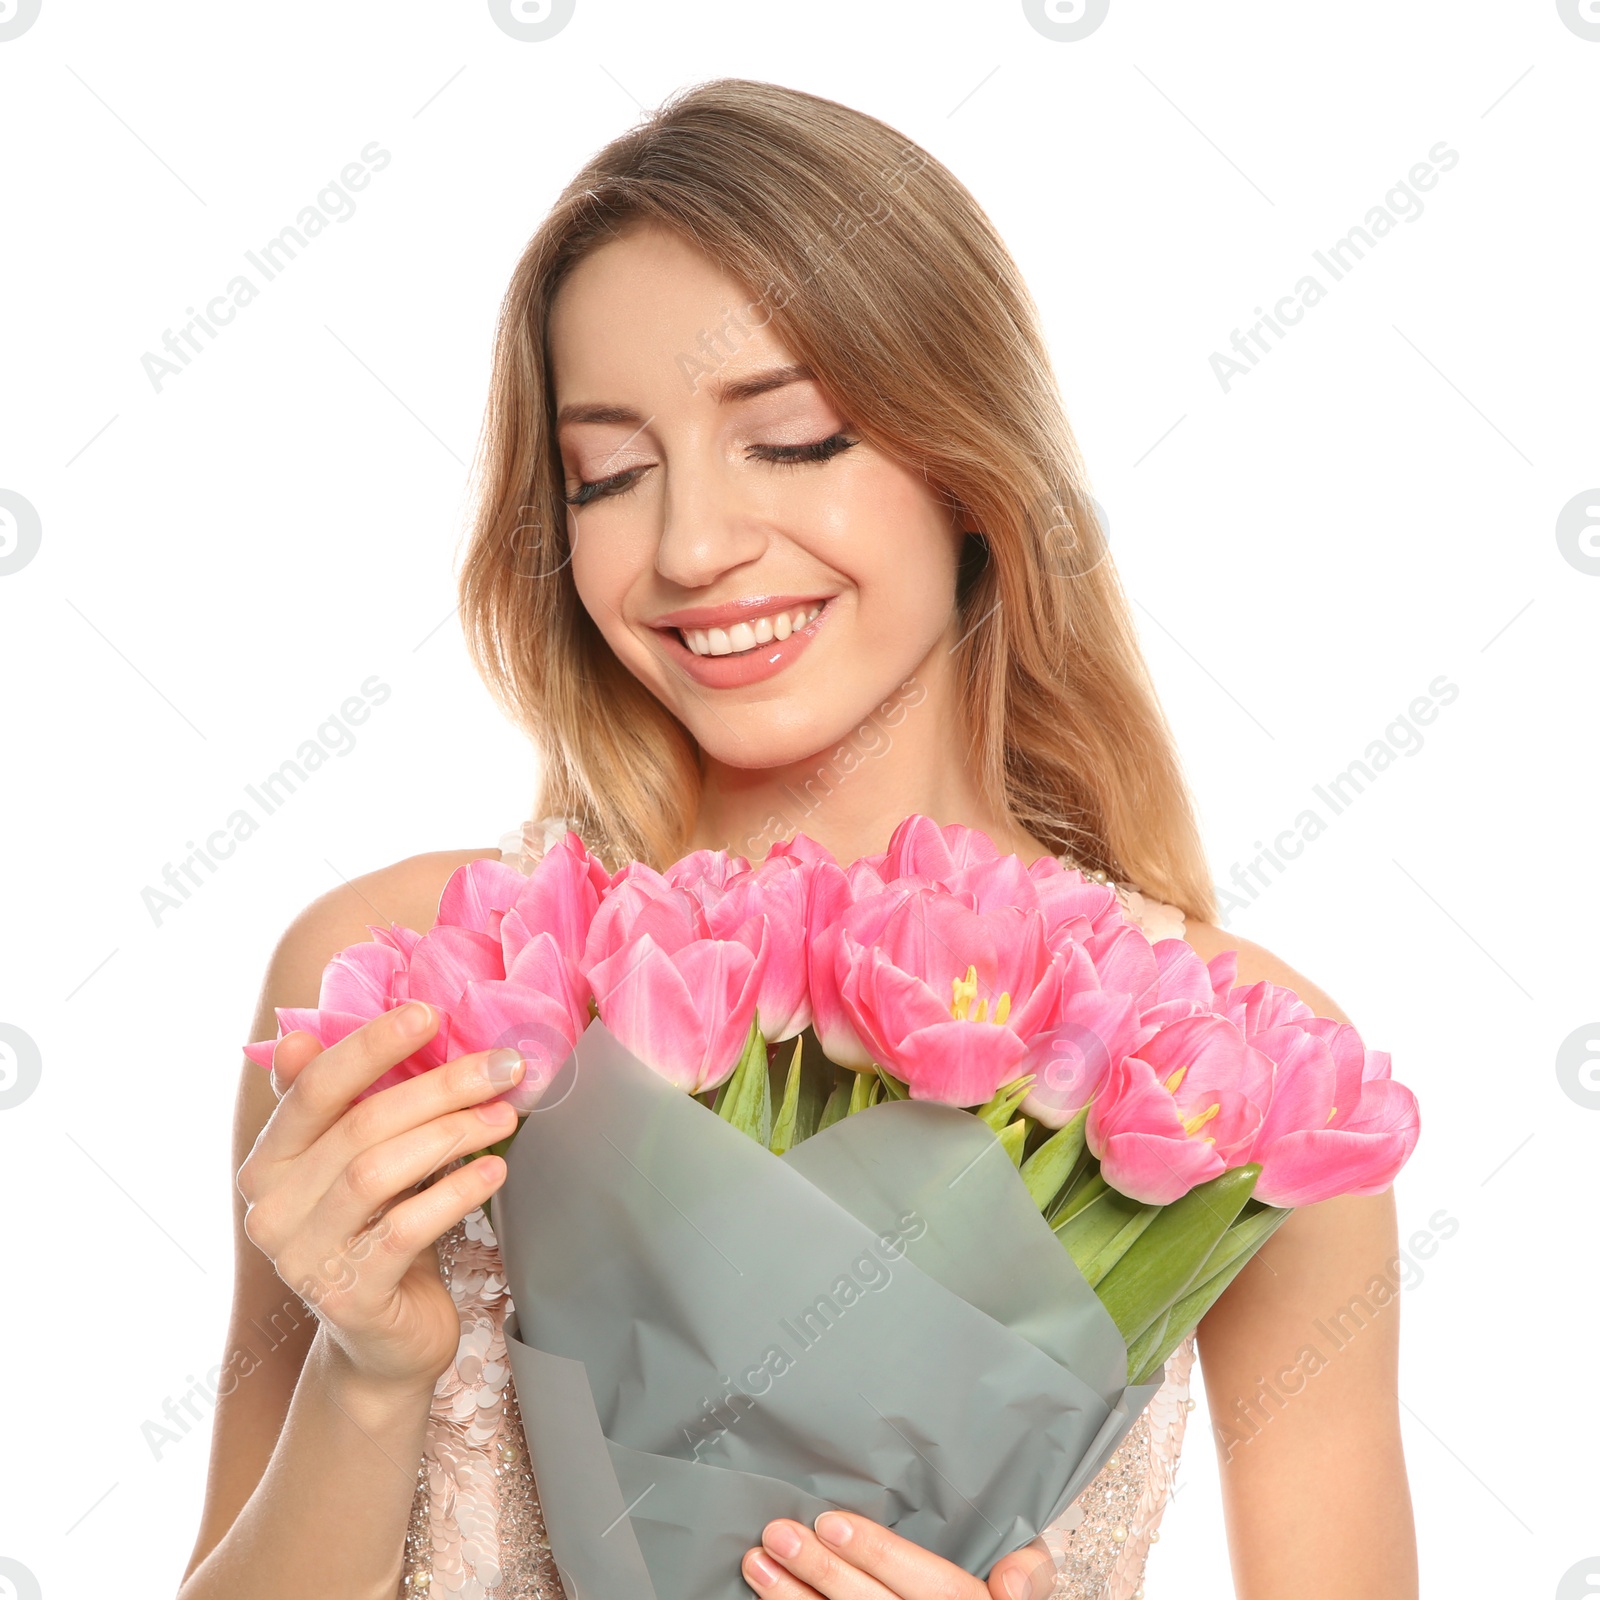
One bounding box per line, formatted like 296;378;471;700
496;1018;1164;1600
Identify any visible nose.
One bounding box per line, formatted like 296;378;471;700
653;444;769;590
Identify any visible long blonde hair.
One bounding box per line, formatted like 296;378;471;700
458;77;1217;924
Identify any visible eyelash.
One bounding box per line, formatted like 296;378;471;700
562;432;860;508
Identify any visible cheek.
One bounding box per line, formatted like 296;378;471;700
569;513;642;640
814;474;960;635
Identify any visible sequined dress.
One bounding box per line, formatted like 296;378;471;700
398;816;1200;1600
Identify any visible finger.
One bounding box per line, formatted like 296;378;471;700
256;1002;441;1160
803;1511;987;1598
309;1045;528;1175
742;1543;828;1600
285;1151;510;1311
308;1098;519;1247
753;1518;905;1600
986;1537;1055;1600
267;1030;322;1098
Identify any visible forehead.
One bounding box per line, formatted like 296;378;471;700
547;224;795;401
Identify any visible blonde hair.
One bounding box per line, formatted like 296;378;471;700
458;77;1217;924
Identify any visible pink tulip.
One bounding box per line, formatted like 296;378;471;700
804;863;899;1068
584;882;771;1092
1086;1013;1275;1204
870;813;1003;882
836;887;1080;1107
242;832;607;1112
1216;977;1421;1206
700;854;816;1041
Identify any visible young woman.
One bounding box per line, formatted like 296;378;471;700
179;80;1418;1600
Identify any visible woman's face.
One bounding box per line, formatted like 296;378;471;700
548;224;967;771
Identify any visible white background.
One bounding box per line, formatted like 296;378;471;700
1;2;1595;1596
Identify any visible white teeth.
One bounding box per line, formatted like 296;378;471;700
679;601;825;657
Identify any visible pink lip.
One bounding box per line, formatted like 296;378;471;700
655;597;834;689
650;593;834;631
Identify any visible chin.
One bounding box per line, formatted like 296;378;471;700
685;711;840;773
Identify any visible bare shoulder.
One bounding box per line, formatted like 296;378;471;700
1179;917;1353;1027
237;842;509;1154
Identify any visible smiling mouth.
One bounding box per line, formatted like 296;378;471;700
673;600;826;658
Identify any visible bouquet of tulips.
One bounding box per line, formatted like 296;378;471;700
246;816;1419;1600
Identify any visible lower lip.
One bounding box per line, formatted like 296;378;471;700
655;601;833;689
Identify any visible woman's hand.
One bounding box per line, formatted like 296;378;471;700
235;999;525;1393
743;1513;1057;1600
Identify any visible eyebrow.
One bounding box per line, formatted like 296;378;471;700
555;363;816;428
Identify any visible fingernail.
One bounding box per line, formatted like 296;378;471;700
397;1001;433;1036
486;1049;525;1087
815;1512;852;1546
764;1521;802;1559
1000;1569;1028;1600
744;1550;780;1587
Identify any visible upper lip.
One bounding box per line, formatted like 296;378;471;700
649;593;834;631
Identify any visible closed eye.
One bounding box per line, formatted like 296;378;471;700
562;432;860;508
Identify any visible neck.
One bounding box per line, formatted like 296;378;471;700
684;657;1056;869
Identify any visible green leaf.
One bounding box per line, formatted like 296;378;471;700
1019;1106;1089;1213
1055;1184;1142;1271
768;1035;805;1155
715;1015;771;1145
817;1078;852;1133
1126;1203;1294;1384
846;1069;881;1116
973;1074;1035;1130
1095;1163;1262;1347
875;1064;910;1099
995;1117;1029;1167
1051;1170;1108;1231
1078;1201;1162;1287
1122;1306;1171;1384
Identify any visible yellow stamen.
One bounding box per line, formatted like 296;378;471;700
1164;1064;1188;1094
949;963;1011;1025
1182;1102;1221;1138
950;965;977;1020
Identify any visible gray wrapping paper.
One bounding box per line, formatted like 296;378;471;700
497;1017;1164;1600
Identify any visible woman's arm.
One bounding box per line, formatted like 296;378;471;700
1183;921;1420;1600
178;848;495;1600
